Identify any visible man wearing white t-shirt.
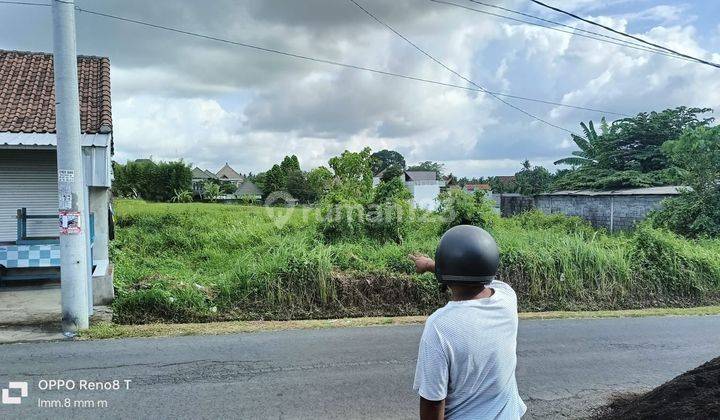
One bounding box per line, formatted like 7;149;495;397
409;225;526;420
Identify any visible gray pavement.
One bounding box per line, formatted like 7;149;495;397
0;315;719;419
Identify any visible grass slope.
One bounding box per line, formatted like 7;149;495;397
111;200;720;324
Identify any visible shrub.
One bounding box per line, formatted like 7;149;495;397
509;210;598;236
630;225;720;298
365;199;413;243
318;195;366;242
651;126;720;238
112;160;192;202
319;175;414;243
437;189;497;230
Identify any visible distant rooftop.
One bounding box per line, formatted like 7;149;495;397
405;171;437;182
216;163;243;180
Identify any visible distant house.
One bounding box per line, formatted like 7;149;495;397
216;163;244;187
372;170;445;210
404;171;445;210
464;183;492;194
0;49;114;303
534;186;686;232
234;180;263;201
191;166;217;195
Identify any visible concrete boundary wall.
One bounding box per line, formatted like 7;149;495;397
534;194;670;231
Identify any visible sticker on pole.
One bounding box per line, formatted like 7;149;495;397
59;183;72;210
59;211;81;235
58;170;75;183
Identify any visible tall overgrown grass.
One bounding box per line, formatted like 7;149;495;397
110;200;720;324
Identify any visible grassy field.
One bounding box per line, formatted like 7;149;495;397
110;200;720;324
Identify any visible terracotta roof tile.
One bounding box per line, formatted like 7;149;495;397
0;49;112;134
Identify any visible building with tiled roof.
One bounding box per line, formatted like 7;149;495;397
191;166;218;196
464;183;492;193
0;49;112;141
0;50;114;301
216;163;244;187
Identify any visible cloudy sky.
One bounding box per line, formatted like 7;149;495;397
2;0;719;177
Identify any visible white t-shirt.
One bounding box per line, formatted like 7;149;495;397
413;280;526;419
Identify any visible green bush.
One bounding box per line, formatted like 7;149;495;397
318;176;415;243
365;199;413;244
508;210;598;236
112;160;192;202
437;189;497;230
651;126;720;238
318;196;366;242
630;225;720;297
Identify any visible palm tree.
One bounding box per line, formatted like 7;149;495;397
554;119;604;167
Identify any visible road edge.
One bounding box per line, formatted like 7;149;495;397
77;305;720;340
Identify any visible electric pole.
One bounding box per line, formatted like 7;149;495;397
52;0;90;334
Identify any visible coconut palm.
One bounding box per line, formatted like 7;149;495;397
554;119;604;167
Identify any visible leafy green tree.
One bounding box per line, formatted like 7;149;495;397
219;182;237;195
263;164;287;194
112;159;191;202
370;150;406;174
515;160;553;195
280;155;301;172
437;188;497;230
608;106;712;172
320;148;414;243
488;176;518;194
373;177;412;203
286;169;308;202
328;147;374;201
306;166;333;202
651;126;720;237
406;161;445;179
554;107;713;190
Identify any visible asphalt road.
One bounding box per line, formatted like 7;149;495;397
1;315;719;419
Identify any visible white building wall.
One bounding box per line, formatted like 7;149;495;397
408;183;442;211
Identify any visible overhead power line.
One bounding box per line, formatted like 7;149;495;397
467;0;672;54
0;0;627;117
468;0;680;58
348;0;576;134
529;0;720;69
430;0;695;63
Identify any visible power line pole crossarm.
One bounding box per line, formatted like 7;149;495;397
52;0;90;334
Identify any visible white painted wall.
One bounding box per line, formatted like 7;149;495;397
408;183;441;211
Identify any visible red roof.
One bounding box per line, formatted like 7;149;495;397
465;183;491;191
0;50;112;134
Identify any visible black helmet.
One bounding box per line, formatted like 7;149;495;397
435;225;499;285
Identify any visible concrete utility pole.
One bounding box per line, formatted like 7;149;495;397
52;0;90;334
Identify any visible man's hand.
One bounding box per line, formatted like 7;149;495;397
409;253;435;274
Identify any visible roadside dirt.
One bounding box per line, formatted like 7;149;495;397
596;356;720;420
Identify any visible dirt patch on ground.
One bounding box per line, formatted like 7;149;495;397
596;356;720;420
